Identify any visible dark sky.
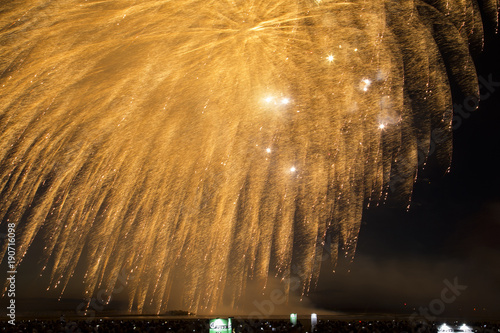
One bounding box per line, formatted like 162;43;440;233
310;31;500;320
3;16;500;322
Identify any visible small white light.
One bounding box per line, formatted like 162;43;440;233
266;148;271;153
265;96;273;103
327;54;334;62
290;166;296;172
281;98;290;104
361;78;372;91
378;123;385;129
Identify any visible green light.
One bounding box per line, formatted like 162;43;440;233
209;318;230;333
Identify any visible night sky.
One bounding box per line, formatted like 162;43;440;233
2;5;500;321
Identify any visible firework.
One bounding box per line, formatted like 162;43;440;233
0;0;497;313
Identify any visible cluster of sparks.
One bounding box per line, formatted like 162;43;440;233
0;0;498;313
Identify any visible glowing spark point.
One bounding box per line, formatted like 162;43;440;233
281;98;290;104
361;78;372;91
266;148;271;153
290;166;296;172
378;123;385;129
264;96;273;103
327;54;334;62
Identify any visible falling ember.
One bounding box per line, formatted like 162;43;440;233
0;0;497;314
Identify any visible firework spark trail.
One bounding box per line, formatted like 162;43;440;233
0;0;497;313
